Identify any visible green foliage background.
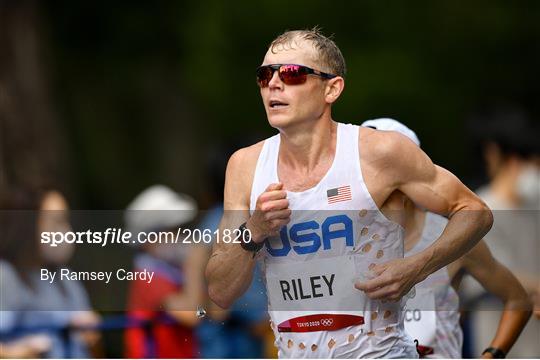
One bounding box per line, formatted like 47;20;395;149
40;1;539;207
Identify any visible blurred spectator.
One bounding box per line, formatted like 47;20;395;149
195;142;273;359
473;106;540;210
465;106;540;357
123;185;206;358
0;188;101;358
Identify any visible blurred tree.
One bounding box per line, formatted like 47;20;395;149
32;0;540;207
0;0;68;196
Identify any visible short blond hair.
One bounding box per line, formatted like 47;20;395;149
269;26;346;77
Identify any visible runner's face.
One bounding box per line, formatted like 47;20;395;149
260;40;329;129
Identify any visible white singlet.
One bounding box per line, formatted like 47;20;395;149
250;123;417;358
404;212;463;358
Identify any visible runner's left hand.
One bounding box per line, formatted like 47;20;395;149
354;256;423;302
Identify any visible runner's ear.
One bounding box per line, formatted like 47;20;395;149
324;76;344;104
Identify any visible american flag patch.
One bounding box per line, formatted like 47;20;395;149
327;185;352;204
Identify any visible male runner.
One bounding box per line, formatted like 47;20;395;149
206;28;493;358
363;119;531;358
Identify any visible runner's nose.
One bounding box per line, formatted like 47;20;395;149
268;70;283;90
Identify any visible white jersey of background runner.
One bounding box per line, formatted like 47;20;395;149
404;212;462;358
250;123;417;358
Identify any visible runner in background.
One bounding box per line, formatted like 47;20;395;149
466;107;540;357
362;118;531;358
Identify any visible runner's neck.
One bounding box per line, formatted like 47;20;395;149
278;120;337;172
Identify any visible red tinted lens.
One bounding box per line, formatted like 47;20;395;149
279;65;308;85
256;66;274;87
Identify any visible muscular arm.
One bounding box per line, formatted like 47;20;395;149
461;241;532;357
205;148;258;309
402;163;493;283
357;130;493;300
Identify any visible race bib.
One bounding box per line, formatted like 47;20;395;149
265;255;366;324
404;288;437;346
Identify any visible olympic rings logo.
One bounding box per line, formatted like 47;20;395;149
321;318;334;327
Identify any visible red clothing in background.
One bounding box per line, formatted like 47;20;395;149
124;254;196;358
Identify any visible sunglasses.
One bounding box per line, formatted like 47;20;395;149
256;64;337;87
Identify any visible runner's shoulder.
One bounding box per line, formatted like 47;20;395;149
359;127;421;176
227;140;265;174
225;140;265;191
224;141;265;208
359;126;417;160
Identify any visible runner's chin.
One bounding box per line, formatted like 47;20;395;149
266;108;292;127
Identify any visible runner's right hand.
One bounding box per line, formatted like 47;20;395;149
247;183;291;243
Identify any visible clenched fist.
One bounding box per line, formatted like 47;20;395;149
247;183;291;243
